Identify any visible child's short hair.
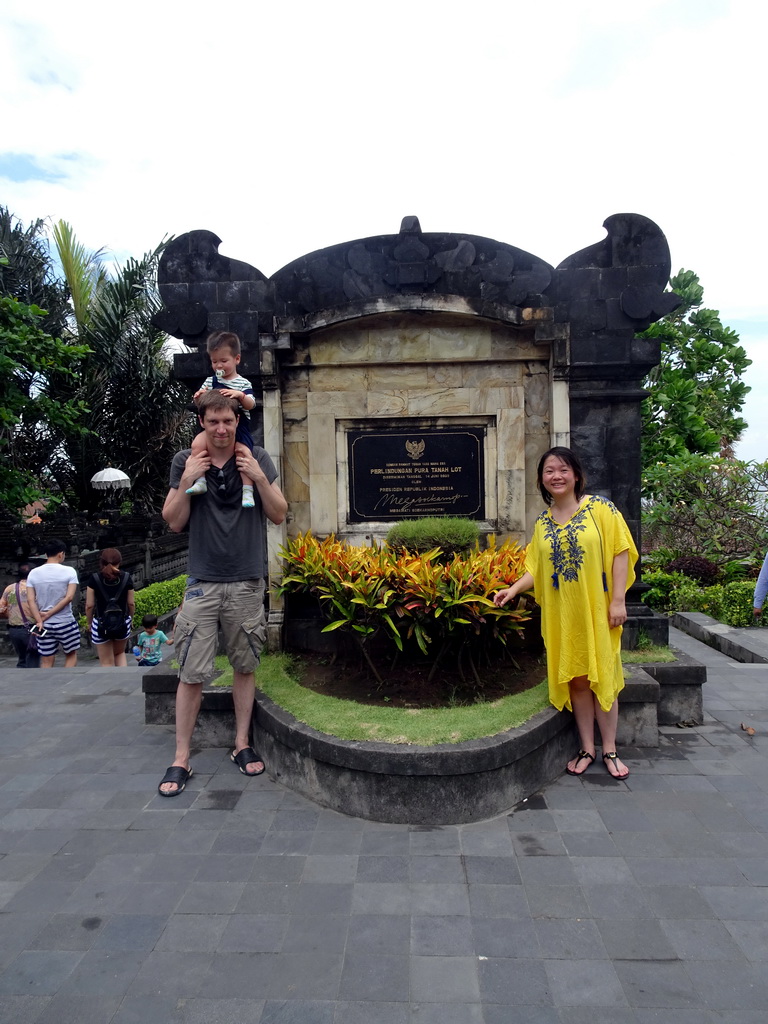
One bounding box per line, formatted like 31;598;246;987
142;614;158;628
206;331;241;357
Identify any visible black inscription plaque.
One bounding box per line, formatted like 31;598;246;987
348;427;485;522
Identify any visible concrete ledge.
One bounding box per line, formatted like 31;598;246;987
143;666;238;747
642;652;706;725
143;665;578;824
673;611;768;665
253;694;576;824
144;660;709;820
616;667;660;746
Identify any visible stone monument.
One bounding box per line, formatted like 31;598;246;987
154;213;679;646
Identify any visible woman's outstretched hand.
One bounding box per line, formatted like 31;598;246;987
494;572;534;608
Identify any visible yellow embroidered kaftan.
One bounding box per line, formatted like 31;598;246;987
524;494;638;713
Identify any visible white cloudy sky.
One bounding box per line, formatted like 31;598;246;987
1;0;766;460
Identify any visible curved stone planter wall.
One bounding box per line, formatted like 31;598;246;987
144;666;703;823
253;691;575;825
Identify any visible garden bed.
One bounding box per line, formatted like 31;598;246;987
292;645;546;709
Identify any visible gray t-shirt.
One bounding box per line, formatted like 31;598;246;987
26;563;79;625
169;447;278;581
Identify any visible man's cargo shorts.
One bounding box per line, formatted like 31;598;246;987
173;578;267;685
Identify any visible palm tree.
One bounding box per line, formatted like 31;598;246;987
43;226;194;513
1;210;89;519
0;206;70;335
51;219;109;335
2;213;193;516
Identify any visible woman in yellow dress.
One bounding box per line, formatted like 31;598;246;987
494;447;638;780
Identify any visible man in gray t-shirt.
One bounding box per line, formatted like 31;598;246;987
158;383;287;797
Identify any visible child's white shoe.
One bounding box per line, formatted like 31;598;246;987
186;477;208;495
242;485;255;508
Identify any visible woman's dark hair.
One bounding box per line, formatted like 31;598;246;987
17;564;32;581
536;447;587;505
99;547;122;581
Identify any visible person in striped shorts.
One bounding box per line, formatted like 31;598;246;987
25;539;81;668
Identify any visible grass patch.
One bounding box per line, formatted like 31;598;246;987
182;647;674;741
213;653;549;745
621;644;676;664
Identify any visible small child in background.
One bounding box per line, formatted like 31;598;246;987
186;330;257;508
134;614;173;666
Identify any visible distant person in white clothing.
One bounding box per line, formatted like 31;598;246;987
25;539;81;668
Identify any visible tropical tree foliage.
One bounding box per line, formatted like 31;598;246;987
641;270;751;466
642;451;768;564
0;288;90;517
1;211;192;518
51;219;108;335
0;207;70;337
38;231;193;512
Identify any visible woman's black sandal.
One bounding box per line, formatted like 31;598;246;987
566;750;595;776
602;751;629;780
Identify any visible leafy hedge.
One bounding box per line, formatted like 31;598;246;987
133;574;187;628
386;517;480;559
643;569;764;627
278;532;530;687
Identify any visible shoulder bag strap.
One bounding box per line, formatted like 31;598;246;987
15;583;30;626
92;572;128;599
113;571;130;602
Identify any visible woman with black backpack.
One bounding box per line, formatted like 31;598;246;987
85;548;136;667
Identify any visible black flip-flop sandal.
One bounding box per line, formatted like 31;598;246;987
565;749;595;776
157;765;193;797
602;751;629;780
231;747;265;776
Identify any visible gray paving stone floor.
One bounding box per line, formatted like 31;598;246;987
1;627;768;1022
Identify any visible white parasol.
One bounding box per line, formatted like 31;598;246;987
90;468;132;491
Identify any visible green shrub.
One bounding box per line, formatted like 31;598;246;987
642;547;679;572
685;584;724;620
386;517;480;559
133;574;187;628
643;570;698;612
719;581;765;628
664;556;720;586
644;573;764;627
721;557;761;583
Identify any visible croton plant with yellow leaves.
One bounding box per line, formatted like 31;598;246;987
277;532;531;686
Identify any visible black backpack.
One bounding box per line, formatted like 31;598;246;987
92;572;130;640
